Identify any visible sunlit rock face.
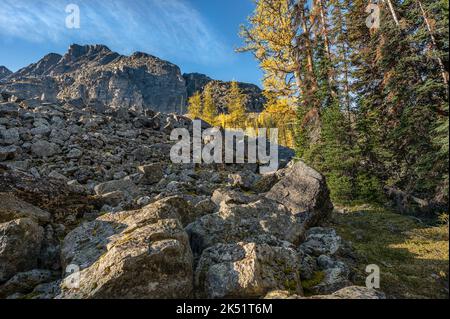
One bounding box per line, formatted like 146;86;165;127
1;44;188;114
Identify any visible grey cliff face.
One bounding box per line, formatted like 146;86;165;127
1;44;187;114
0;45;265;115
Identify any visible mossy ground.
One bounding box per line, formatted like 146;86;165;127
325;204;449;299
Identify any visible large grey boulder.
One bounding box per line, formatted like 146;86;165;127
195;242;302;299
186;197;304;256
59;197;194;299
266;160;333;230
0;218;44;283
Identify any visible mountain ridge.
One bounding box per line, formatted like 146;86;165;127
1;44;265;114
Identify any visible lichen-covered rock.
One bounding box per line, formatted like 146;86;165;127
299;227;343;257
0;269;59;298
211;187;258;206
227;170;261;190
186;197;305;256
195;242;302;299
311;256;352;295
266;161;333;231
265;286;386;299
0;193;51;224
59;197;194;299
0;218;44;283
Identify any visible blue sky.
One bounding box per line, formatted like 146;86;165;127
0;0;263;86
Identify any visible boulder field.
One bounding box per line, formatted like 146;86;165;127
0;96;384;299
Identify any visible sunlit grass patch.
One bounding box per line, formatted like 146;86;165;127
328;205;449;299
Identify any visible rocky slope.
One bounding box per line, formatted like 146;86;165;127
0;93;384;299
0;45;265;115
0;66;12;81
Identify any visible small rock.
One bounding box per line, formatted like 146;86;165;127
0;146;18;161
67;148;83;159
31;140;60;158
138;163;165;185
0;128;20;145
94;179;139;197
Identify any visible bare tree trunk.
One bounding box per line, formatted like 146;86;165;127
417;0;449;87
316;0;338;98
382;0;400;27
294;0;319;105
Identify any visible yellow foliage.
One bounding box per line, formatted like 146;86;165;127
187;91;202;119
202;84;218;126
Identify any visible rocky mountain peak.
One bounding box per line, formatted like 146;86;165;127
0;44;265;115
66;44;112;59
0;66;12;81
9;53;62;80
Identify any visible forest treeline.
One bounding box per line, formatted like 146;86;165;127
189;0;449;212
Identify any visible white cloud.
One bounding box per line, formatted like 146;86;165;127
0;0;230;65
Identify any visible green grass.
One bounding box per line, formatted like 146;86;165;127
326;205;449;299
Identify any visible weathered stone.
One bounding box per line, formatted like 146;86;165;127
0;193;51;224
186;197;305;255
30;125;51;136
0;218;44;283
297;252;317;280
195;242;302;298
194;199;217;215
0;66;12;81
311;255;352;295
228;170;261;190
0;146;18;161
138;163;165;185
266;161;333;231
100;191;126;207
299;227;343;257
31;140;60;157
265;286;386;299
59;201;193;299
67;148;83;159
0;269;59;298
210;187;258;206
94;179;139;197
48;171;69;182
0;128;20;145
